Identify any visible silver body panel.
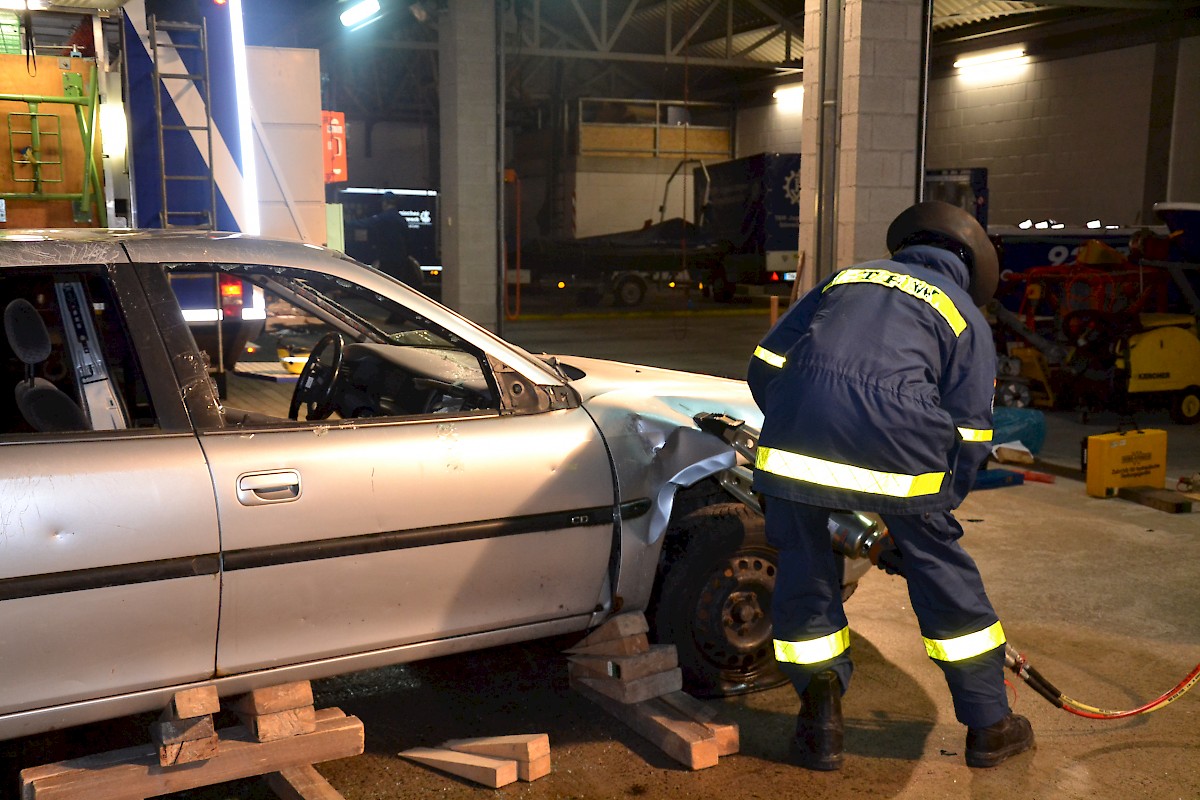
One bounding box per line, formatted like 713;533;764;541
0;231;772;740
0;436;219;713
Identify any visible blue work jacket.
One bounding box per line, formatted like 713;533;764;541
747;245;996;514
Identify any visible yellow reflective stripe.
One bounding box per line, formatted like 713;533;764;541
754;345;787;369
774;627;851;665
924;621;1006;662
957;426;993;442
825;268;967;336
756;446;945;498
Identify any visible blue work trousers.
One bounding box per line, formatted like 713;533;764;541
765;498;1010;729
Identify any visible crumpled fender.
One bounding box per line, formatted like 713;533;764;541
645;426;736;543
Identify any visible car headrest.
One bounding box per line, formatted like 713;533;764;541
4;299;52;366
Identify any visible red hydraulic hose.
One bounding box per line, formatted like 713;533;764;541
1005;644;1200;719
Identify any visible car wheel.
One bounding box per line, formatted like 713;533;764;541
1171;385;1200;424
613;275;647;307
650;503;787;698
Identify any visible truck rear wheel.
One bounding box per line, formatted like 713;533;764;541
650;503;786;697
613;275;647;307
1171;385;1200;424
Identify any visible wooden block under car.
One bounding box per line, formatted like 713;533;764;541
167;685;220;720
233;681;315;716
565;632;650;657
567;643;679;682
572;680;719;770
573;613;649;648
399;747;517;788
569;668;684;705
238;705;318;743
152;713;219;767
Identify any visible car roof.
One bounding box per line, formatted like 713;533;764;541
0;229;358;271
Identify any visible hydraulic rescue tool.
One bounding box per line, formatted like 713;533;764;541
694;412;1200;719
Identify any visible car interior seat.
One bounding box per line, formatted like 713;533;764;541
4;298;89;433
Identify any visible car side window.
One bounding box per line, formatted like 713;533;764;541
0;269;159;437
165;265;501;428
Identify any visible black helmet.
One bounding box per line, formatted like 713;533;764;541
886;201;999;306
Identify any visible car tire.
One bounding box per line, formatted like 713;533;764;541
650;502;787;698
1170;385;1200;424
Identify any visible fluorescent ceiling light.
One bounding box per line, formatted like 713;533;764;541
228;0;260;235
954;48;1026;70
340;0;381;28
1019;219;1033;230
773;85;805;113
1086;220;1102;229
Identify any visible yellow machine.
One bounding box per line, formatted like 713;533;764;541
1118;314;1200;424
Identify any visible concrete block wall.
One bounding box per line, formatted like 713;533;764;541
735;98;804;156
926;45;1157;226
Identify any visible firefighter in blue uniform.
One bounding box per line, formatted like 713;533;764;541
747;201;1034;770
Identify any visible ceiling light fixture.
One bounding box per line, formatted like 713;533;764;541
773;85;805;113
340;0;382;29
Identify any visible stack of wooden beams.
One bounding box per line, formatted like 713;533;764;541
19;681;363;800
566;612;739;770
400;733;551;788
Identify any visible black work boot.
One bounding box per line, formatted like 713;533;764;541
965;713;1034;768
789;670;843;771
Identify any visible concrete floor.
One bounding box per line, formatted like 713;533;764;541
6;295;1197;799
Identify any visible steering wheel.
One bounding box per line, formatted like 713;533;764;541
288;332;345;421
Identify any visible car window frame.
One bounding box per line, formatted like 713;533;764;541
142;260;560;430
0;262;192;441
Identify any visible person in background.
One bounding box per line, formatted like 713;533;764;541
351;193;423;288
747;201;1033;771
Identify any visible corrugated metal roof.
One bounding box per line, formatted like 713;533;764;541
933;0;1051;30
536;0;1055;65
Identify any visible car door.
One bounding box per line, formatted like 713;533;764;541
0;263;220;717
155;262;618;675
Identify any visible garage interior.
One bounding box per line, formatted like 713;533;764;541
2;1;1199;798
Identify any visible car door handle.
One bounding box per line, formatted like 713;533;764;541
236;470;302;506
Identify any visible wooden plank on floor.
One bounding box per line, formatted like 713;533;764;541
1118;486;1193;513
441;733;550;762
264;765;345;800
658;692;740;756
573;681;719;770
517;754;552;782
19;708;363;800
399;747;517;788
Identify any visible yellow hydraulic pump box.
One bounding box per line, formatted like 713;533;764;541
1083;429;1167;498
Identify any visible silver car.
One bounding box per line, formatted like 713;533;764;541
0;230;867;741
